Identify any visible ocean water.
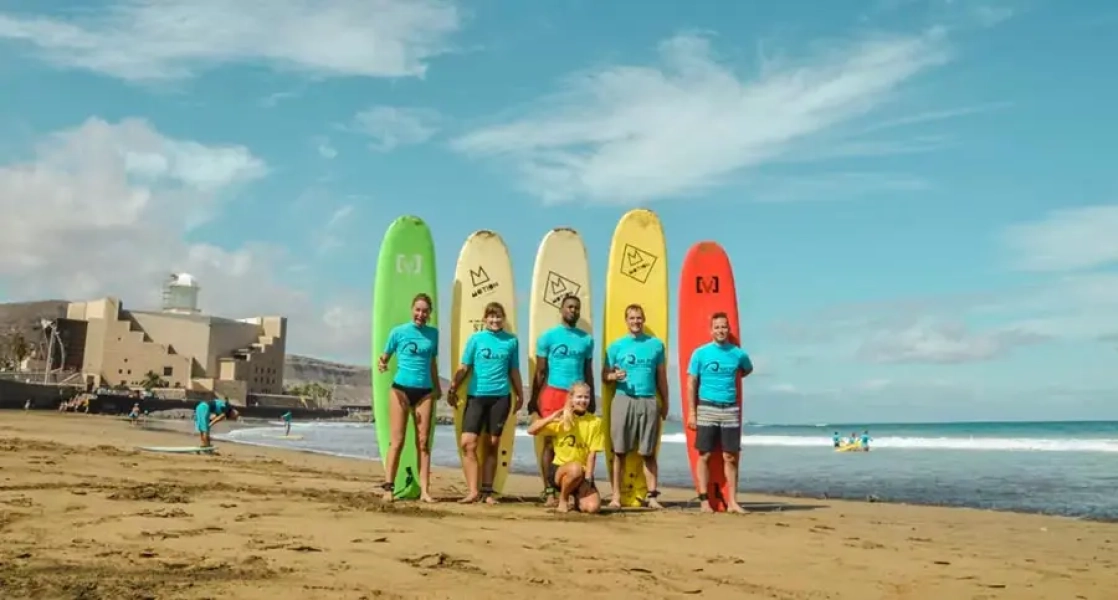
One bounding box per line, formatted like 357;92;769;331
217;420;1118;521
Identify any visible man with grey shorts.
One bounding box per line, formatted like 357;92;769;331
603;304;669;509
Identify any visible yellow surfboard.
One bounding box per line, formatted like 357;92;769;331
528;228;593;489
451;230;519;493
602;209;669;508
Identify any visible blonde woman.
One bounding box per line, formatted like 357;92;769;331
527;381;603;513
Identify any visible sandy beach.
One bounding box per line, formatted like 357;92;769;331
1;414;1114;599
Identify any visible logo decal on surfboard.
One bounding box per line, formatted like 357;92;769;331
543;271;582;307
695;275;720;294
469;266;499;298
620;244;657;284
396;254;423;274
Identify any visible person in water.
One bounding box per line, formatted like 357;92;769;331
860;430;872;451
281;411;293;436
527;381;603;514
529;293;595;507
129;402;142;426
448;301;523;504
686;311;754;513
195;397;238;447
832;432;841;448
377;292;441;503
602;303;668;509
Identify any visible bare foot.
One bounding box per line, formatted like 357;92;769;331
647;497;664;510
420;493;438;503
726;503;746;514
699;500;714;513
484;495;499;505
608;497;622;509
458;492;480;504
381;490;394;502
544;495;559;508
555;498;571;513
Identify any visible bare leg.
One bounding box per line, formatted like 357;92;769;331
554;464;586;514
542;439;558;507
482;434;500;504
413;396;437;503
382;390;409;502
609;453;624;508
697;452;713;513
576;480;602;514
642;454;662;509
199;432;210;447
459;432;480;503
723;451;744;513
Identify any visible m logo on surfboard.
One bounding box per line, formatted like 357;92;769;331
396;254;423;274
695;276;720;294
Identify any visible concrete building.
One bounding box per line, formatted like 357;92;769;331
62;274;286;403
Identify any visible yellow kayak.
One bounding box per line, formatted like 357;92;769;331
835;443;865;452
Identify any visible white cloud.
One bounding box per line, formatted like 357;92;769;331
452;30;952;205
0;0;462;81
315;137;339;160
0;117;367;361
856;319;1045;364
315;204;355;254
1001;204;1118;272
351;106;441;152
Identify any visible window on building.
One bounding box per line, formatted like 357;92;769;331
163;366;173;377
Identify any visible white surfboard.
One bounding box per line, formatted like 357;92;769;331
451;230;519;493
528;228;593;486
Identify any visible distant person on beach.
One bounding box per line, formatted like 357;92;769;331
529;293;595;507
448;301;523;504
377;292;441;504
195;397;238;447
282;411;293;436
602;303;668;510
686;311;754;513
527;381;603;514
129;402;141;426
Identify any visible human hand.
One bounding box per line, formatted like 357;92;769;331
514;396;524;413
612;368;626;382
660;404;669;421
377;358;388;373
527;399;539;415
687;412;697;430
446;388;458;408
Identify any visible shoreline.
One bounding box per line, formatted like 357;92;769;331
2;413;1115;598
144;415;1114;523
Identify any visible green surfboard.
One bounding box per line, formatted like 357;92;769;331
372;215;439;499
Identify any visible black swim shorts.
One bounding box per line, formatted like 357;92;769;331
462;394;512;436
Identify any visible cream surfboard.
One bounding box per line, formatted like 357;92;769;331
451;230;519;494
528;228;593;490
601;209;669;508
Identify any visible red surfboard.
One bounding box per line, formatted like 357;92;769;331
677;241;742;512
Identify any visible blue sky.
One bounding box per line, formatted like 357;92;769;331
1;0;1115;423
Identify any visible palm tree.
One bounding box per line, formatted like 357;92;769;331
140;370;169;391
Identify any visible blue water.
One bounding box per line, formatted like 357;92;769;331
218;420;1118;520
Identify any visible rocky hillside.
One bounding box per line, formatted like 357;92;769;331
283;354;452;407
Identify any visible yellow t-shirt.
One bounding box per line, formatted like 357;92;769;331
540;413;604;467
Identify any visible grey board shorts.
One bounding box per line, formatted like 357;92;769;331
610;395;660;456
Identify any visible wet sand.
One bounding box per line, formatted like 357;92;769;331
1;413;1115;599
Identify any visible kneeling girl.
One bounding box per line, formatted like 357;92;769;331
527;381;602;514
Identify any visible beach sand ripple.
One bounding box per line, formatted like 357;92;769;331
0;414;1114;599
